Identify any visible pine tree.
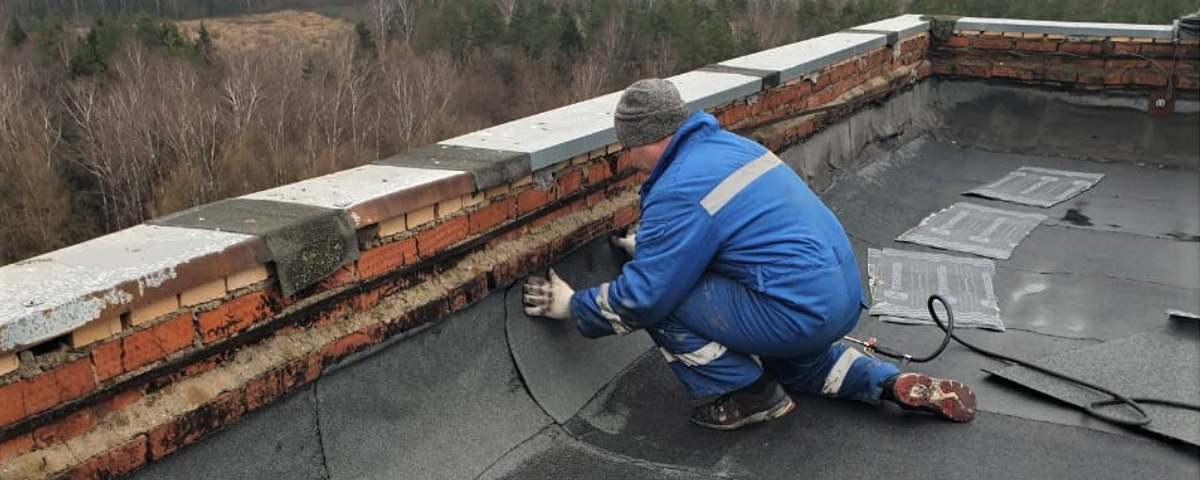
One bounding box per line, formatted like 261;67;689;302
355;21;377;56
195;21;214;62
6;16;28;47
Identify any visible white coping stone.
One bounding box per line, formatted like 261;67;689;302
242;164;465;226
849;14;931;37
442;70;762;171
720;32;889;84
668;70;763;113
0;225;257;351
956;17;1174;38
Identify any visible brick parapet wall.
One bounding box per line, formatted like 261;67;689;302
931;30;1200;93
2;14;1194;479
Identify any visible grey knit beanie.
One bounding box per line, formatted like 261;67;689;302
614;79;689;148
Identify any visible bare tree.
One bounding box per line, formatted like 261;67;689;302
392;0;423;45
495;0;517;23
368;0;395;49
380;45;458;148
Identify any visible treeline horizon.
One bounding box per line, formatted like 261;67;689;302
2;0;1198;266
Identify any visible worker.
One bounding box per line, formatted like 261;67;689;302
522;78;976;430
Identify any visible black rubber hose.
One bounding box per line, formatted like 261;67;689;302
920;294;1200;427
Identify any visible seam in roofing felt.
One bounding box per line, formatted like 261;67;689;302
312;381;332;480
500;280;555;422
472;423;557;480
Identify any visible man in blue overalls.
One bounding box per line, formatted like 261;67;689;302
523;79;976;430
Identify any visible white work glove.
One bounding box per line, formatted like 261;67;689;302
523;268;575;320
611;222;638;257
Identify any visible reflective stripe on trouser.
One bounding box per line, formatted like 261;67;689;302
762;342;900;405
647;320;761;398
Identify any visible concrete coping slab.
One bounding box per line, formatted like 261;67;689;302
848;14;931;39
440;91;625;172
242;164;475;228
441;70;763;171
719;32;889;85
0;225;268;351
955;17;1175;39
375;144;529;192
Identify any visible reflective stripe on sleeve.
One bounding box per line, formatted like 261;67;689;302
699;152;782;215
596;283;632;335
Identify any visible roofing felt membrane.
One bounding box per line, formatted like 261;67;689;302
127;84;1200;480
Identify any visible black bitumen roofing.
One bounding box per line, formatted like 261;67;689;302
126;84;1200;480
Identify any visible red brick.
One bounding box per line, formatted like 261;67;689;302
0;433;33;462
122;312;195;372
992;65;1037;80
613;205;640;230
1177;74;1200;90
587;161;612;184
1105;58;1149;69
615;151;633;172
21;358;96;416
1015;40;1057;52
517;186;554;216
955;62;993;78
1103;71;1129;85
1130;71;1168;86
319;330;378;367
556;169;584;195
196;291;270;344
357;238;416;280
1045;66;1079;83
417;216;469;256
33;407;96;447
1139;44;1174;58
95;389;142;418
313;264;357;292
1060;42;1100;55
149;390;244;459
244;355;321;411
972;37;1012;50
1178;44;1199;60
1077;70;1107;84
468;197;515;235
92;339;124;381
0;381;26;427
531;208;567;229
60;435;147;480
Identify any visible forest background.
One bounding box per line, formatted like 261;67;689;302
2;0;1197;265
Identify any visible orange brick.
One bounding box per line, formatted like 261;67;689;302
22;358;95;415
1138;44;1174;58
245;355;321;411
357;238;417;280
33;407;97;447
512;175;533;188
556;169;583;195
1045;66;1079;83
1130;71;1168;86
0;381;26;427
129;295;181;326
462;191;485;208
417;216;469;257
972;37;1012;50
319;330;378;366
59;435;148;480
92;339;125;381
71;315;122;348
468;197;515;235
1002;31;1023;38
180;278;227;307
0;433;33;463
992;64;1037;80
517;187;554;216
1016;40;1057;52
96;389;142;418
613;205;640;230
225;265;270;293
588;161;613;184
0;352;16;376
1060;42;1100;55
123;313;194;372
196;291;270;344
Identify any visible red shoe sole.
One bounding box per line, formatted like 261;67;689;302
894;374;977;422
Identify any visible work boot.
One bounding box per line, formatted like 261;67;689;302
690;380;795;430
882;373;977;422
